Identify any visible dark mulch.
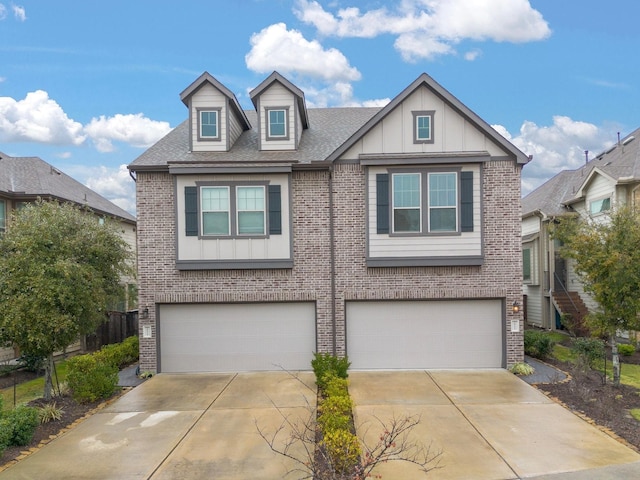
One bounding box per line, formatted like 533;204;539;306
536;355;640;451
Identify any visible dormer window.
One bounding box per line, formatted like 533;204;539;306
413;111;435;144
266;108;289;140
198;108;221;141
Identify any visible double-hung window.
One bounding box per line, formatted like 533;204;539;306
380;169;473;235
199;109;220;140
413;111;435;144
199;185;266;237
266;108;288;139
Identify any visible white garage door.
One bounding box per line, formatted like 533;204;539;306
346;300;503;369
159;303;316;373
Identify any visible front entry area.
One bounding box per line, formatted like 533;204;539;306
346;299;504;369
158;302;316;373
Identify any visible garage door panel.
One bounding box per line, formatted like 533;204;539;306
159;303;316;373
347;300;503;369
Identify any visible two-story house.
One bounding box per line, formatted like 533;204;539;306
129;71;529;373
0;152;138;361
522;128;640;332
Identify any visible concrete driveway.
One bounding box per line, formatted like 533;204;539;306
0;372;317;480
1;370;640;480
349;370;640;479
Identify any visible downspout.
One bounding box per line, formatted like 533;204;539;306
329;165;337;356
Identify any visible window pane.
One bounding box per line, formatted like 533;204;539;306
394;209;420;232
429;173;456;207
202;212;229;235
393;174;420;207
430;208;456;232
523;249;531;281
201;187;229;211
238;211;265;234
237;186;264;210
201;111;218;137
417;115;431;140
590;197;611;214
269;110;286;137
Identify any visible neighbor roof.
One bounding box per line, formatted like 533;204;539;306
0;153;136;223
522;127;640;218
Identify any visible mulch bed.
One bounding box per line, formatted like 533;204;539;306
535;352;640;451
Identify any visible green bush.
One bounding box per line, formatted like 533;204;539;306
524;330;555;359
1;405;39;446
322;428;362;474
17;353;45;373
66;354;119;403
93;335;139;369
0;420;10;457
510;362;535;376
571;337;605;369
618;343;636;357
311;353;350;389
318;395;354;431
323;374;350;398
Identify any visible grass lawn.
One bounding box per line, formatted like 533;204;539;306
1;361;69;410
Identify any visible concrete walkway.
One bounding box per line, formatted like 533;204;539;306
349;370;640;479
0;372;316;480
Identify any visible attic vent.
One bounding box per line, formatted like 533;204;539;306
50;166;61;175
623;135;635;146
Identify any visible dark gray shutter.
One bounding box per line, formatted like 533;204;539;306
268;185;282;235
376;174;390;234
185;186;198;236
461;171;473;232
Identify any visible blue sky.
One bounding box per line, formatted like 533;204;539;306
1;0;638;214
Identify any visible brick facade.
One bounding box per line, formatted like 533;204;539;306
136;159;524;372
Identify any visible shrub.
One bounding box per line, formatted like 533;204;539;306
618;343;636;357
66;354;119;403
318;395;354;432
311;353;350;389
524;330;555;359
1;405;39;446
323;374;349;398
38;402;64;424
93;335;139;369
510;362;535;376
571;337;605;370
322;428;362;474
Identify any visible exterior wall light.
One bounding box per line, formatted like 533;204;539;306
512;301;521;314
141;308;149;319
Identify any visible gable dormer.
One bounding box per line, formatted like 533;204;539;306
249;72;309;151
180;72;250;152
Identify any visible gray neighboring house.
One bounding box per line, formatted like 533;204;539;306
522;128;640;332
0;152;138;361
129;71;529;374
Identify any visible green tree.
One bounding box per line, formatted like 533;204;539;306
552;206;640;385
0;200;134;400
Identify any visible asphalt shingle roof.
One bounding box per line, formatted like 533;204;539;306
129;108;382;169
522;127;640;217
0;153;136;222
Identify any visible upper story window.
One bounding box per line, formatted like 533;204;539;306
413;110;435;144
590;196;611;215
523;247;532;282
266;108;289;140
200;184;266;237
391;171;458;234
198;108;221;140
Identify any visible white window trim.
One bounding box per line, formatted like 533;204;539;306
427;172;458;233
412;110;435;144
589;195;611;216
391;172;422;234
265;107;290;141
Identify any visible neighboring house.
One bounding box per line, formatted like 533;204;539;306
0;152;138;361
129;71;529;374
522;128;640;331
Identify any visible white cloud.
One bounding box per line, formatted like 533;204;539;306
0;4;6;20
494;116;615;196
84;113;171;153
85;164;136;215
294;0;550;62
464;49;482;61
0;90;86;145
245;22;361;82
12;5;25;21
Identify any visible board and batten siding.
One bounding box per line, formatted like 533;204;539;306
257;82;296;151
367;164;482;258
175;173;291;262
340;85;506;159
190;83;228;152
